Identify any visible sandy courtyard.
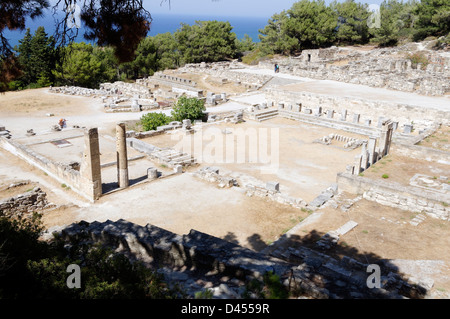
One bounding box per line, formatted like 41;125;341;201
141;117;365;202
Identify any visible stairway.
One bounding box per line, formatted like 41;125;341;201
254;108;279;122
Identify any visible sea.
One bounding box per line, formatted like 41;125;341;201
3;11;269;49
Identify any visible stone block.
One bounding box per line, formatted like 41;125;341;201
327;110;334;119
404;124;413;134
266;181;280;192
314;106;322;116
174;165;183;174
147;168;158;180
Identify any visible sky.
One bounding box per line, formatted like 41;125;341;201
146;0;385;18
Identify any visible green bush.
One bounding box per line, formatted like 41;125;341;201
0;213;176;299
171;96;205;122
140;112;172;131
406;52;430;70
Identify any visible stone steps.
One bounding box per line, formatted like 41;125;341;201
254;109;279;122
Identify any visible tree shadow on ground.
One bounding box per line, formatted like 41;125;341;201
222;229;429;299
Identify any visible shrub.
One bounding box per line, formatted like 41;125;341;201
140;112;172;131
171;96;205;122
406;52;429;70
0;213;176;299
382;174;389;179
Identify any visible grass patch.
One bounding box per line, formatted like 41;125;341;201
362;230;369;234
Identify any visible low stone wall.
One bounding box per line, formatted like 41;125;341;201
0;137;93;202
336;172;450;220
266;87;450;127
278;108;379;137
259;45;450;96
0;187;51;218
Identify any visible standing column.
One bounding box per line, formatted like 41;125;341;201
379;120;394;157
116;122;129;188
80;127;102;201
368;136;377;165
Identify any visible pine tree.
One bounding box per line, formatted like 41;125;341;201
16;26;56;87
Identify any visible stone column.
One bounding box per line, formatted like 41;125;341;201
116;122;129;188
361;141;369;170
368;136;377;165
379;120;394;157
80;128;102;201
353;155;363;175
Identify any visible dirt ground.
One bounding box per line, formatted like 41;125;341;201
1;75;450;298
166;69;248;96
361;152;449;187
141;117;365;202
417;124;450;151
281;192;450;296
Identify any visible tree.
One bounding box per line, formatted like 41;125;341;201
153;32;182;70
331;0;370;44
413;0;450;40
258;11;299;55
236;34;256;53
53;42;103;88
369;0;405;46
0;0;151;91
171;96;205;122
15;26;56;88
258;0;337;54
175;20;237;64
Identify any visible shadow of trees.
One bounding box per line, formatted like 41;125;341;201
221;229;429;299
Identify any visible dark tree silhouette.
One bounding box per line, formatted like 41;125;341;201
0;0;153;91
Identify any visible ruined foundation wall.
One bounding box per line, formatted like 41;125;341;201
0;137;98;202
266;87;450;127
0;187;51;218
336;172;449;220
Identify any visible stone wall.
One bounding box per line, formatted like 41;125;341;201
0;187;51;218
260;46;450;96
336;172;450;220
0;133;99;202
180;62;272;89
266;87;450;127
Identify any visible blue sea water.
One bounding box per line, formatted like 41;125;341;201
3;11;268;49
